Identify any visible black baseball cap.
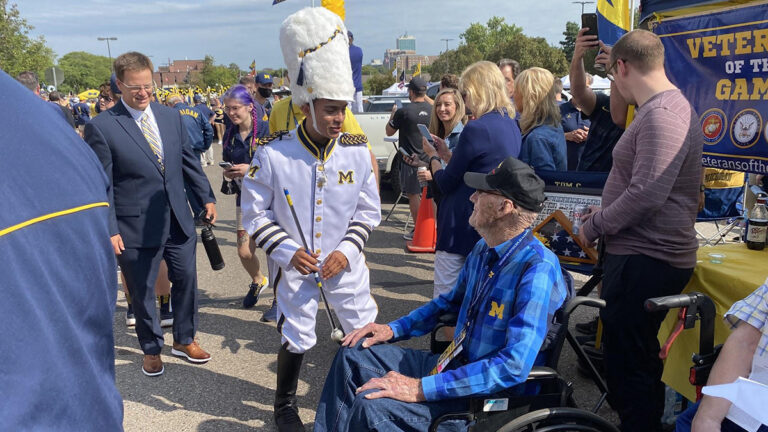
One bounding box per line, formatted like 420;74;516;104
464;157;546;212
407;76;427;92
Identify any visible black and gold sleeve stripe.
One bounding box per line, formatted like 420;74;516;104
252;222;290;255
341;221;373;253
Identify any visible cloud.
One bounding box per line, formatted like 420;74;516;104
17;0;579;70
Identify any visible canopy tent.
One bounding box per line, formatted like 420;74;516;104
560;75;611;90
640;0;758;23
381;82;408;96
77;89;99;100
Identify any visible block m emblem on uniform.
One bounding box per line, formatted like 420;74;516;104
338;170;354;184
489;301;504;319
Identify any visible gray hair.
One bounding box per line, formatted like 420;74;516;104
16;71;39;91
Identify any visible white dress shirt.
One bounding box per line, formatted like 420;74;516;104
121;99;164;155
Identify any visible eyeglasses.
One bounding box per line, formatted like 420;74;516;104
99;94;113;102
119;81;154;93
224;105;246;113
606;58;625;82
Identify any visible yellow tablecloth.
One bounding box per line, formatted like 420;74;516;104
659;243;768;401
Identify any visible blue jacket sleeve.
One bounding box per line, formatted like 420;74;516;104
432;122;484;194
388;263;470;340
199;112;214;150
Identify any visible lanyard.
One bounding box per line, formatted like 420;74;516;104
461;229;530;336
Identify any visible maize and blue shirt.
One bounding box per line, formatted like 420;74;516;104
388;230;567;401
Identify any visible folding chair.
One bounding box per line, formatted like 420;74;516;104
696;169;746;246
383;137;411;231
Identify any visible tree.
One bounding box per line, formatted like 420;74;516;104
560;21;579;62
0;0;55;79
488;35;569;77
57;51;111;93
460;17;523;58
197;55;240;88
364;73;395;96
429;45;483;77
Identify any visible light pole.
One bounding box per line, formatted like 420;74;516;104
572;1;595;14
97;37;118;70
440;38;455;53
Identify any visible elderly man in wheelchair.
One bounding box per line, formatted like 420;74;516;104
312;158;613;432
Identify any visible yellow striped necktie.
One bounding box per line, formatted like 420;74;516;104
140;113;164;168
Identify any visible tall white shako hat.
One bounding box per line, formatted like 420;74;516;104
279;7;354;107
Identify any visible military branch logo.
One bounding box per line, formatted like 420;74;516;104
338;134;368;146
256;130;289;146
338;170;354;184
730;108;762;149
700;108;727;145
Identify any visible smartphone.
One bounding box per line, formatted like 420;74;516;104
395;99;403;109
219;161;233;169
417;124;434;144
398;147;411;157
582;13;598;37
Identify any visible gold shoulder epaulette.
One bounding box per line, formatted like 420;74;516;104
256;130;289;146
338;133;368;146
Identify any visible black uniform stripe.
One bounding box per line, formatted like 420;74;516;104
341;235;364;252
252;222;278;240
349;221;372;235
265;236;289;255
257;229;287;249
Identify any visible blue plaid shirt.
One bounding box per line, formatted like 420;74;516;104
388;230;567;401
725;277;768;357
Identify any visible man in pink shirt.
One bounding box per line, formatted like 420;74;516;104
579;29;704;432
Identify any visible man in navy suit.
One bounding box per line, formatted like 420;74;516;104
85;51;217;376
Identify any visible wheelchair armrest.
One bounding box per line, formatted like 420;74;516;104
527;366;559;380
437;312;459;326
565;296;606;316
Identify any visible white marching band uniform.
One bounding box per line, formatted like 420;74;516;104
241;125;381;353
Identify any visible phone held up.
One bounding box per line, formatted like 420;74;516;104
581;13;605;72
218;161;233;169
417;123;434;144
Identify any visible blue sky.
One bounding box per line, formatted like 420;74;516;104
17;0;582;70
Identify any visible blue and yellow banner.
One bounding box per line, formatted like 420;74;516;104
597;0;631;45
654;2;768;174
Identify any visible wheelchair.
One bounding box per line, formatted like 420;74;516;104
427;269;617;432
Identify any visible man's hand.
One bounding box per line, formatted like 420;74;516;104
290;248;320;275
565;128;588;143
595;41;612;69
204;202;217;225
111;234;125;255
342;322;394;348
421;137;437;158
417;168;432;183
225;163;249;179
356;371;426;403
573;28;599;61
321;250;348;280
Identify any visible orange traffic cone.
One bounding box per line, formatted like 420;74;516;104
407;186;436;253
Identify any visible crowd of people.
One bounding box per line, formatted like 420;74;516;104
4;5;768;432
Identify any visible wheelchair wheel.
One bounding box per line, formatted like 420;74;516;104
496;407;619;432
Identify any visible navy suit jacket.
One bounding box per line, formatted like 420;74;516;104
85;101;215;248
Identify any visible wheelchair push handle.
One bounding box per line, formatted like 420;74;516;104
644;293;699;312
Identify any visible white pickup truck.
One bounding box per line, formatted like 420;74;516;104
356;85;439;191
355;96;409;192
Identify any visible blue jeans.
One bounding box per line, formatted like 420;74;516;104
314;343;470;432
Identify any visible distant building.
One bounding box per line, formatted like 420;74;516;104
396;55;439;74
397;34;416;52
369;58;383;66
152;59;204;88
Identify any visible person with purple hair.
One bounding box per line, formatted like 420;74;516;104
220;84;273;315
